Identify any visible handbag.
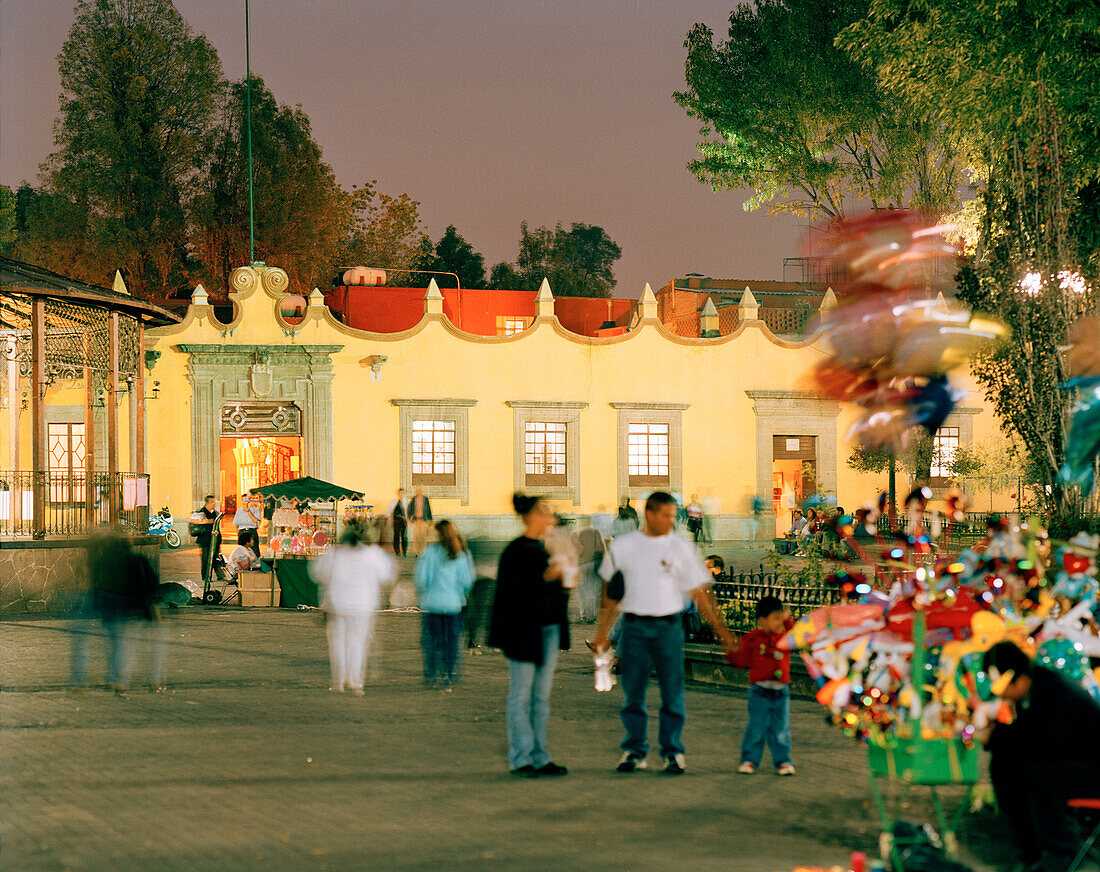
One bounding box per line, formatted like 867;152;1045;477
604;546;625;601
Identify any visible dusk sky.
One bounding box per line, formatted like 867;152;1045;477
0;0;807;295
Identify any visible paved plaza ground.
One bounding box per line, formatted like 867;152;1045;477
1;550;1027;872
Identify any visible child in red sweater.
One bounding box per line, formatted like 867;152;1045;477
726;595;796;775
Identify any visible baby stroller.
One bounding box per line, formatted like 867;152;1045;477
196;512;239;605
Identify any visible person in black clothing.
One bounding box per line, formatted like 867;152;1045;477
980;641;1100;872
193;495;219;583
389;488;409;556
88;528;159;696
488;493;570;778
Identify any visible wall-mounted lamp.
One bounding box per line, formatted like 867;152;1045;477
21;391;28;411
150;381;161;400
361;354;388;381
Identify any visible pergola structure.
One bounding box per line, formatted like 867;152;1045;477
1;256;179;538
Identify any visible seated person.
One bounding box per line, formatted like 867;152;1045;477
780;510;803;554
979;641;1100;872
226;531;265;580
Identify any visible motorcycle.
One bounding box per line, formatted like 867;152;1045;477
150;507;182;549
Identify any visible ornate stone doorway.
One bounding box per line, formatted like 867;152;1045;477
178;344;340;504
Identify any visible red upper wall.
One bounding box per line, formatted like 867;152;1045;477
323;286;634;337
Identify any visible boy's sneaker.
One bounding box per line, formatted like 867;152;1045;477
776;763;796;776
616;753;647;773
737;762;756;774
662;754;686;775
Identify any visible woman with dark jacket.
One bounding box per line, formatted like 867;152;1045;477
488;493;570;778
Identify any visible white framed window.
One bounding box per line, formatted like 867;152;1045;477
496;316;531;336
525;421;567;485
507;401;586;504
931;426;960;480
627;422;670;486
412;420;456;485
393;399;475;505
613;403;686;500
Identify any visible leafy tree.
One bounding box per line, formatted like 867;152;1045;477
5;184;105;281
43;0;222;297
488;261;523;290
495;221;622;297
337;185;428;286
0;186;16;255
422;225;486;289
841;0;1100;517
195;76;355;296
675;0;964;219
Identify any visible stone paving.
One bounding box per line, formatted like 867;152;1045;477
0;589;1022;872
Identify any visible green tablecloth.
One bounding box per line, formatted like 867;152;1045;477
275;557;318;608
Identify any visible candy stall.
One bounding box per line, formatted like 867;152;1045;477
251;476;365;607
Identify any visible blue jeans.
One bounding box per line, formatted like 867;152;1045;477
740;684;792;768
103;618;134;687
506;625;560;770
619;615;686;759
422;612;462;685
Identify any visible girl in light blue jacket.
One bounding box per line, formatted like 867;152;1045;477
414;520;475;688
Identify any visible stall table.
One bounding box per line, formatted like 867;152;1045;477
274;556;318;608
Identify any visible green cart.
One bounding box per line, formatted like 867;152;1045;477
865;612;980;870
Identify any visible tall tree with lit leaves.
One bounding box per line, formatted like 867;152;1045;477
842;0;1100;518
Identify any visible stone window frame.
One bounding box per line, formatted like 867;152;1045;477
506;401;587;504
392;399;476;505
611;402;688;502
929;407;981;492
746;391;840;539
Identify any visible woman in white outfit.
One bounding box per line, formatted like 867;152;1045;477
309;521;395;695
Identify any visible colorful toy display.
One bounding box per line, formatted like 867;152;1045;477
807;212;1006;452
782;511;1100;750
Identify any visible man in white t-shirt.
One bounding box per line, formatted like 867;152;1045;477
593;491;736;775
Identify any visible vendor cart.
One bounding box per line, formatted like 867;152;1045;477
250;476;365;607
866;611;979;870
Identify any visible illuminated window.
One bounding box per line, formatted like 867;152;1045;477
48;423;86;502
525;422;566;485
931;427;960;480
412;420;456;486
496;316;531;336
628;422;670;486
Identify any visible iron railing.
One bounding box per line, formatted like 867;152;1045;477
0;470;150;538
701;565;840;636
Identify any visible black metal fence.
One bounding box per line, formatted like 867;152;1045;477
0;470;150;538
695;565;841;638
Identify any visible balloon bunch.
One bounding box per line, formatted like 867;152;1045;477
1058;316;1100;496
782;501;1100;747
807;211;1006;452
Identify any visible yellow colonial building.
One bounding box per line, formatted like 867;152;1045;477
140;264;1009;540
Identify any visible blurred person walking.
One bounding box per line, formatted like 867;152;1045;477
409;486;433;556
309;521;396;695
489;493;570;778
414;520;475;688
574;519;605;623
87;529;158;696
685;495;704;543
610;501;639;539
